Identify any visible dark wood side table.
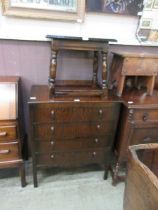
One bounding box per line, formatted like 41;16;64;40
28;85;120;187
0;77;26;187
112;89;158;186
109;53;158;97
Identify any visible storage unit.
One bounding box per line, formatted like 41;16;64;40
28;85;120;187
112;90;158;185
109;53;158;96
0;77;26;187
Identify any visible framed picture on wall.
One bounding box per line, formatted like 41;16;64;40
153;0;158;8
86;0;144;16
1;0;85;22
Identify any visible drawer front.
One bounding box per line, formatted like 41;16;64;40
35;136;112;153
36;148;109;167
130;127;158;145
123;57;158;76
33;122;112;140
31;104;114;123
0;125;17;142
133;109;158;123
0;142;19;162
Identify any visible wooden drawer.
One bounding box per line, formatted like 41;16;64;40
0;142;19;162
133;109;158;123
31;104;114;123
130;127;158;145
35;136;112;153
33;122;112;140
36;148;108;167
0;125;17;142
123;57;158;76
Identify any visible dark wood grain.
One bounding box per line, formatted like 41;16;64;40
112;90;158;186
29;85;120;187
124;144;158;210
0;77;26;187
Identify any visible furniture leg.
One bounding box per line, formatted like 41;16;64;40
33;164;38;188
117;76;125;97
19;162;26;187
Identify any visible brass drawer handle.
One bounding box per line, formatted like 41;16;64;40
0;132;7;137
143;137;152;142
51;110;55;115
92;152;97;156
94;138;99;143
0;150;10;154
97;125;101;129
50;141;54;145
99;109;103;115
142;113;149;122
50;126;54;131
51;154;54;159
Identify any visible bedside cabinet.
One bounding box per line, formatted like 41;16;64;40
112;90;158;185
28;85;120;187
0;77;26;187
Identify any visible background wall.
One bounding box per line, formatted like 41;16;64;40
0;3;158;154
0;4;140;45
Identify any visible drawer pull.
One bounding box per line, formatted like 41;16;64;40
0;132;7;137
92;152;96;156
143;137;152;142
50;141;54;145
99;109;103;115
50;126;54;131
95;138;99;143
0;150;10;154
97;125;101;129
51;110;55;116
142;113;149;122
51;154;54;159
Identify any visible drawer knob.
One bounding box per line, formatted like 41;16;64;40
51;110;55;116
142;113;149;122
92;152;96;156
50;126;54;131
95;138;99;143
0;150;10;154
99;109;103;115
0;132;7;137
51;154;54;159
143;137;151;142
51;141;54;145
97;125;101;129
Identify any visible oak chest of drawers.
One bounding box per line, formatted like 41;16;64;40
113;90;158;185
28;85;120;187
0;77;26;187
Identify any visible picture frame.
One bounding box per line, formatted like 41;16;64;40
153;0;158;8
144;0;154;10
86;0;144;16
1;0;85;22
140;18;153;29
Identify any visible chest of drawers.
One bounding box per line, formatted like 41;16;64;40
29;85;120;187
0;77;26;187
112;90;158;185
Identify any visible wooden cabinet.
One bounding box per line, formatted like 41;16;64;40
0;77;26;187
28;85;120;187
109;53;158;96
112;90;158;185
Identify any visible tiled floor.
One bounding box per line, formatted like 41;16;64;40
0;162;124;210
